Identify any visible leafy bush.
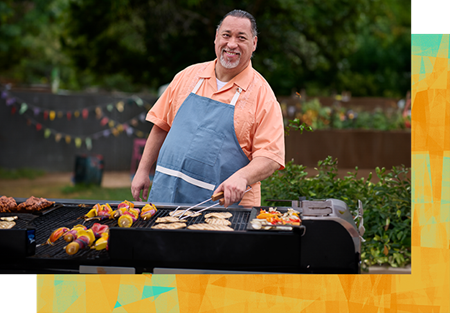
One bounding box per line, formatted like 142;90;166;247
285;98;409;131
261;156;411;271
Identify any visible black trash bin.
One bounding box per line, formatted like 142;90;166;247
73;155;104;185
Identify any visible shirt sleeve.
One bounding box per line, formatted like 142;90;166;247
251;92;286;170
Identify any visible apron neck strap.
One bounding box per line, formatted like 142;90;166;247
192;78;242;106
192;78;204;94
230;87;242;106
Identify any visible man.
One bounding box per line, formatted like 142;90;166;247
131;9;285;208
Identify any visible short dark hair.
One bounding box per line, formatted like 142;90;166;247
217;9;258;37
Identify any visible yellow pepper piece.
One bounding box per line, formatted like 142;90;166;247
118;214;133;228
93;234;109;250
85;208;98;218
77;229;96;246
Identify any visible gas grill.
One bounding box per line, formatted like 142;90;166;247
0;198;363;274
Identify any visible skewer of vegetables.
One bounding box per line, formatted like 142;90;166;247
85;203;113;220
89;223;110;251
140;203;157;220
118;208;140;228
110;200;135;219
92;231;109;251
63;224;87;242
44;227;69;245
65;229;96;255
91;223;109;238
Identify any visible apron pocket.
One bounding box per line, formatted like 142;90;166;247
186;127;225;167
148;171;175;203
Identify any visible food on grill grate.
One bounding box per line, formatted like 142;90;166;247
0;196;17;212
155;216;186;224
92;232;109;250
117;200;134;210
85;201;138;221
151;222;186;230
85;203;113;220
140;203;158;220
0;216;18;222
204;212;233;219
63;225;88;242
205;218;231;226
17;196;55;212
44;227;70;245
250;218;293;230
187;223;234;231
110;207;128;219
111;200;135;217
118;208;140;227
0;221;16;229
169;209;201;218
65;229;96;255
91;223;109;251
118;214;134;227
256;207;301;226
91;223;109;238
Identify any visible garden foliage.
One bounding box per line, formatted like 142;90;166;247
261;156;411;271
285;98;409;131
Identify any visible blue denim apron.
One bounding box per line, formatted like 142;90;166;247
148;78;250;204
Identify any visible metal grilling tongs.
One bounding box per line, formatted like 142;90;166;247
175;187;252;220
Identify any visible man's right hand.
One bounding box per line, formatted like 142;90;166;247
131;170;151;202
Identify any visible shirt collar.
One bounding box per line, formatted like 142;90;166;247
199;59;254;91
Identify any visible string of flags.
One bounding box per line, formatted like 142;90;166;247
1;85;152;150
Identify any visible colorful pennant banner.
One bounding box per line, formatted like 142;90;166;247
1;86;152;150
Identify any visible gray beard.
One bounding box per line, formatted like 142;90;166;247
219;54;240;69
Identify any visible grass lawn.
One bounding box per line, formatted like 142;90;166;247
0;168;135;201
60;184;133;201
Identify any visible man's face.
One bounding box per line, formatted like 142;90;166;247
214;16;257;74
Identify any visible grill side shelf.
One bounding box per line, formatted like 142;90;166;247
246;207;304;232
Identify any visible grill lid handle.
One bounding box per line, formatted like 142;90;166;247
357;200;366;239
301;200;333;216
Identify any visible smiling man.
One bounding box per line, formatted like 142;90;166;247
214;14;257;79
131;9;285;208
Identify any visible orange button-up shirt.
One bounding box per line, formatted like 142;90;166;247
147;60;285;207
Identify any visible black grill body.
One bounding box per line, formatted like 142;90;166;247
0;199;361;274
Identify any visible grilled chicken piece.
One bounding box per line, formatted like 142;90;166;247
0;196;17;213
187;224;234;231
169;210;201;218
155;216;187;224
205;218;231;226
17;196;54;211
204;212;232;219
151;223;186;229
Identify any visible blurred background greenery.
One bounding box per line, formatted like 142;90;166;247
0;0;410;97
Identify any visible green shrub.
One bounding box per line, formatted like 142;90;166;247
287;98;409;131
261;156;411;271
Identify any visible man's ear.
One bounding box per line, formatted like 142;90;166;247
253;36;258;52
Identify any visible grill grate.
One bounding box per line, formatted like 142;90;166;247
0;213;37;229
27;204;252;261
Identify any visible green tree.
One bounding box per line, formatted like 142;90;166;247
338;0;411;97
61;0;406;95
1;0;410;97
0;0;71;86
